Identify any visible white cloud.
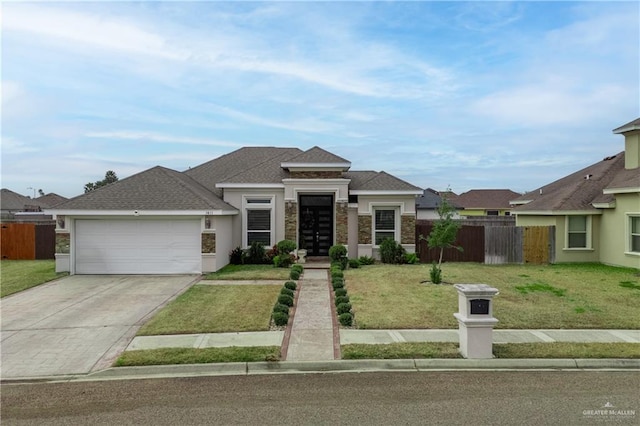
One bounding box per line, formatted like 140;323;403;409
1;137;38;154
85;131;242;148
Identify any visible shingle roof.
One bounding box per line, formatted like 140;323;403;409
284;146;351;165
35;193;68;208
53;166;236;211
457;189;521;210
218;149;301;184
346;171;423;192
613;118;640;134
1;189;46;211
512;153;628;212
416;189;442;209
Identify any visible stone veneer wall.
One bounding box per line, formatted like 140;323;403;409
201;233;216;253
55;233;70;254
290;171;343;179
335;201;348;245
401;215;416;244
285;201;298;243
358;215;372;245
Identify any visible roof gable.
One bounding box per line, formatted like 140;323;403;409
347;171;422;193
1;188;46;211
282;146;351;168
456;189;521;209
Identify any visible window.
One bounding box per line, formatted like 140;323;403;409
486;210;499;216
374;208;396;245
567;215;588;248
631;216;640;253
244;197;274;247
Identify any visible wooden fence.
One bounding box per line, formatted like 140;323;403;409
0;223;56;260
416;221;555;265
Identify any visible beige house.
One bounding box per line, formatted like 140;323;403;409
48;146;422;275
511;118;640;269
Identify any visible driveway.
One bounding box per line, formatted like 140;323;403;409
1;275;197;379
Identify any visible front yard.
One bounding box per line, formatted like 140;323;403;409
0;260;67;298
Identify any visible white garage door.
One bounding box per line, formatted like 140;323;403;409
75;219;201;274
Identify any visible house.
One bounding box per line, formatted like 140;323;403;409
48;146;422;275
455;189;521;217
511;118;640;269
416;188;461;220
1;189;47;220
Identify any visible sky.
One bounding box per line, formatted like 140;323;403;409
2;1;639;199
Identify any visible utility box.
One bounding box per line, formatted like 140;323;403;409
453;284;499;359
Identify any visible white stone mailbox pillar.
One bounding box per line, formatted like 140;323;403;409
453;284;499;359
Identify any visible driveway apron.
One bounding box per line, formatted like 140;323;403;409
1;275;196;379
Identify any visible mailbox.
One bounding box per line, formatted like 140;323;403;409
453;284;499;359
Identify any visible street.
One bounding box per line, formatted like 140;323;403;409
2;371;638;425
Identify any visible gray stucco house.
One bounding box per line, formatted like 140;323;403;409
49;146;422;274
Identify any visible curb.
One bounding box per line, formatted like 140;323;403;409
3;358;639;384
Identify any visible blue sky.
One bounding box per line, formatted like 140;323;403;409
2;1;638;199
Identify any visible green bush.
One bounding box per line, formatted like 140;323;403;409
430;262;442;284
339;313;353;326
337;302;352;315
280;287;294;298
348;258;361;269
291;264;303;274
229;247;244;265
246;241;268;264
290;270;301;280
273;303;290;314
332;276;344;286
404;252;419;264
334;288;347;297
332;280;344;290
284;281;297;290
277;240;297;255
331;269;344;280
273;253;295;268
335;295;350;306
272;311;289;326
358;255;375;265
379;238;407;264
329;245;348;270
277;294;294;307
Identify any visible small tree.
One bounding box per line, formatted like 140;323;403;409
84;170;119;193
420;190;462;283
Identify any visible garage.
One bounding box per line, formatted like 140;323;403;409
74;219;201;274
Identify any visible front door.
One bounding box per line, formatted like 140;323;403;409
299;195;333;256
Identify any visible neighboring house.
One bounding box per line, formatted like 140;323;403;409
416;188;461;220
35;193;68;208
1;189;48;220
455;189;521;217
48;146;422;275
511;118;640;269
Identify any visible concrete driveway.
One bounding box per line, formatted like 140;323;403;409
1;275;197;379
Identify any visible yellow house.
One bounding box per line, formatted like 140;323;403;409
511;118;640;269
456;189;521;217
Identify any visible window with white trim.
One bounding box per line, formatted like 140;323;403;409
567;215;588;248
374;208;397;245
630;216;640;253
244;197;274;247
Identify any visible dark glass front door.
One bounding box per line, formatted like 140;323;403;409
299;195;333;256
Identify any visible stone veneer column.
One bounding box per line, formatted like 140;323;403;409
55;233;70;254
335;201;348;245
358;215;372;245
201;233;216;253
401;215;416;245
285;201;298;243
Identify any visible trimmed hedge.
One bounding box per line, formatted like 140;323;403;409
339;313;353;326
284;281;297;290
337;302;352;315
277;294;294;307
272;311;289;326
335;295;350;306
334;288;347;297
273;303;290;314
280;287;294;298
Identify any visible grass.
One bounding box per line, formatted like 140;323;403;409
345;263;640;329
204;264;290;280
137;285;281;335
0;260;67;298
342;342;640;359
115;346;280;366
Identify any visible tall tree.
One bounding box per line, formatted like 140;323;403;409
84;170;119;193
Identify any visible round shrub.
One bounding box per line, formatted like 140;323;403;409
272;311;289;326
339;312;353;327
332;280;344;290
273;303;289;314
337;302;352;315
290;270;301;280
280;287;294;298
284;281;297;290
334;288;347;297
291;264;303;274
348;258;361;269
331;271;344;281
277;294;294;307
335;295;350;306
332;277;344;286
277;239;297;255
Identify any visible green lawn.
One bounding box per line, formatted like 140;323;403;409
0;260;67;298
345;263;640;329
115;346;281;366
204;264;290;280
137;284;282;335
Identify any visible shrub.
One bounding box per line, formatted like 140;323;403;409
404;252;419;265
379;238;406;264
246;241;268;264
273;253;296;268
332;280;344;290
290;270;301;280
272;311;289;326
277;294;294;307
337;302;352;315
335;295;350;306
273;303;290;314
334;288;347;297
284;281;297;290
329;245;348;270
339;313;353;326
291;264;303;274
277;239;297;255
331;269;344;280
430;262;442;284
280;287;294;298
358;255;375;265
348;258;361;269
229;247;244;265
